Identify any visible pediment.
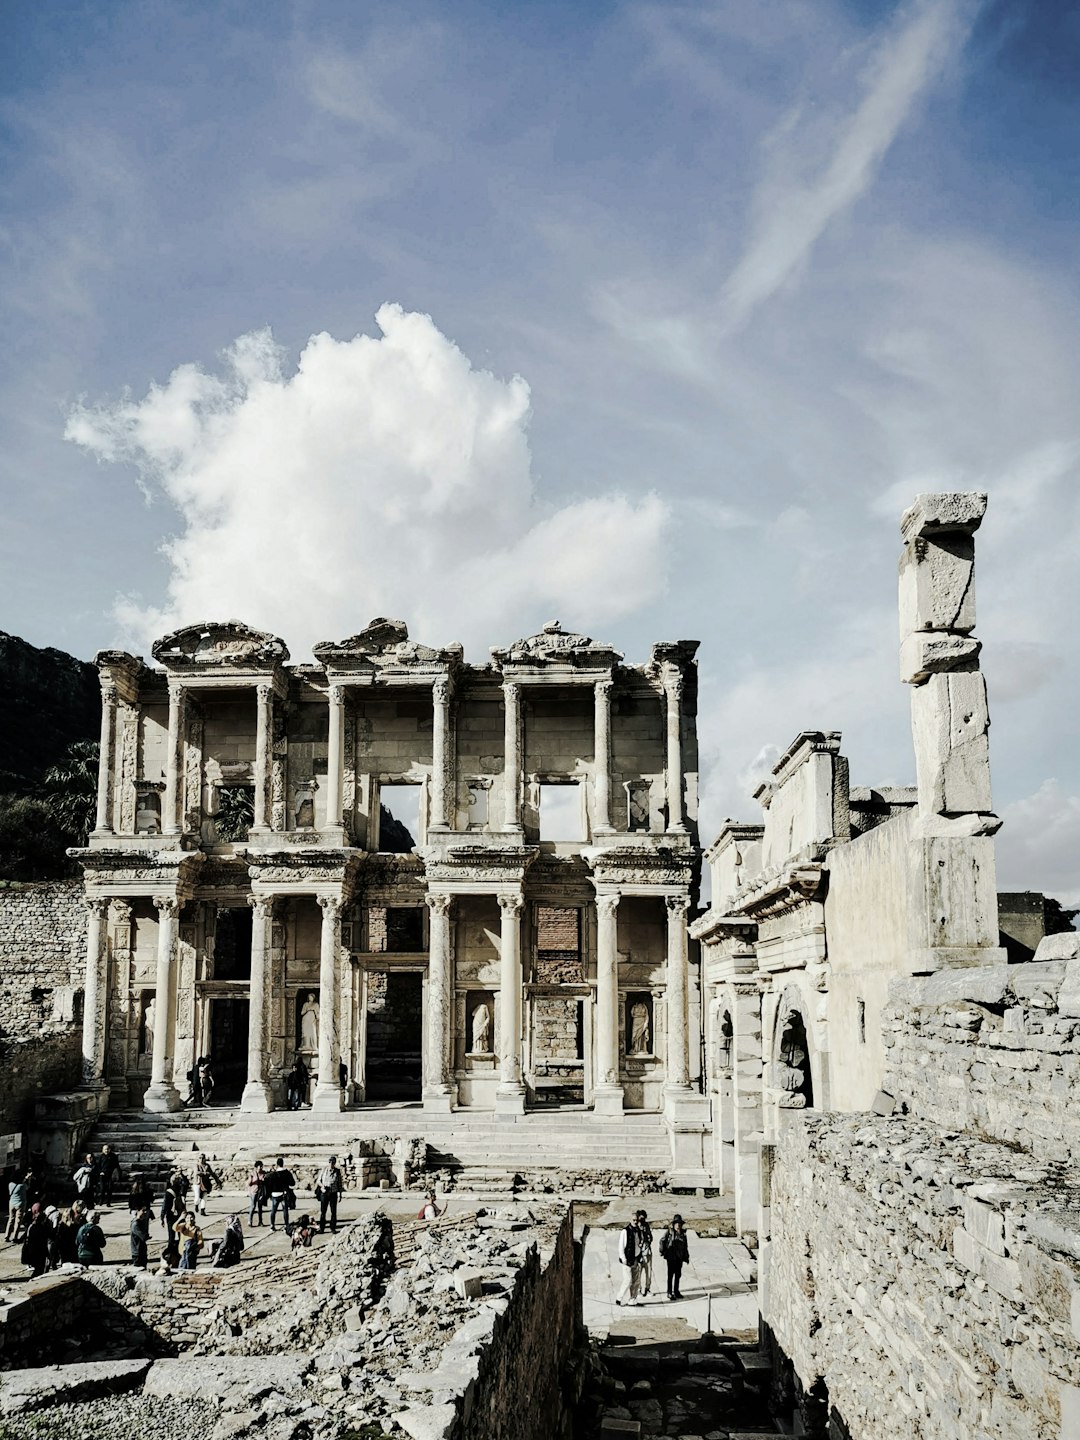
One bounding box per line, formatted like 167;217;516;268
151;622;289;668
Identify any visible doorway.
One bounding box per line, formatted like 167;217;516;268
365;971;423;1100
208;997;249;1103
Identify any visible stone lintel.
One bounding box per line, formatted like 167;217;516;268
900;491;987;542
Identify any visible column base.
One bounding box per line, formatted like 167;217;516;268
494;1084;526;1117
592;1085;624;1117
423;1086;456;1114
240;1081;275;1113
143;1081;182;1113
311;1082;344;1112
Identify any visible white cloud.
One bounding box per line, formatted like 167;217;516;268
66;304;670;658
997;780;1080;910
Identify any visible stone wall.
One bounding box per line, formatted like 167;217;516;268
0;881;85;1036
882;958;1080;1161
765;1115;1080;1440
1;1031;82;1136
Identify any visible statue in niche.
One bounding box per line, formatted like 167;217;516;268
470;1000;492;1054
299;992;320;1053
629;1000;651;1055
294;779;317;830
142;996;156;1056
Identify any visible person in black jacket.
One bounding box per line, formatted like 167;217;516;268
130;1206;151;1268
660;1214;690;1299
264;1157;295;1231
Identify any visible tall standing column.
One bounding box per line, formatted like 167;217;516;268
81;897;110;1087
430;677;452;831
495;893;526;1114
253;684;273;832
145;896;182;1111
162;683;184;837
502;681;522;832
665;893;691;1093
593;679;613;834
241;895;274;1112
94;681;117;834
312;895;343;1110
593;893;623;1114
663;666;686;833
325;685;345;832
424;893;455;1110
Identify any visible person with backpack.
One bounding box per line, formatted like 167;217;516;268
194;1155;222;1217
76;1210;107;1266
315;1155;343;1234
616;1214;642;1306
659;1214;690;1300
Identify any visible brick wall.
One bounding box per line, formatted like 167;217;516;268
0;880;85;1036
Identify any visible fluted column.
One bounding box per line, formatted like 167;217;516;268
312;895;343;1110
593;679;613;835
240;895;274;1111
502;681;522;832
162;683;184;836
80;897;109;1087
495;893;526;1114
94;681;117;834
145;896;182;1111
430;677;452;831
424;892;455;1111
663;665;686;834
325;685;345;831
252;684;273;832
593;893;623;1114
665;893;691;1092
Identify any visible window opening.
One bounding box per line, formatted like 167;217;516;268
379;783;420;852
534;905;582;983
538;782;585;842
216;785;254;842
857;998;866;1045
213;906;253;981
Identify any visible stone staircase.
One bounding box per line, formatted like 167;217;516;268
87;1105;675;1195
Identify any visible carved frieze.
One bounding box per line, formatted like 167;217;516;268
152;621;289;669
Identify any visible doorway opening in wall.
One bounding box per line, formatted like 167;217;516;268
538;782;586;843
365;971;423;1100
213;907;252;980
379;784;420;852
208;997;249;1103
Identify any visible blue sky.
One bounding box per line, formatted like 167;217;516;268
2;0;1079;902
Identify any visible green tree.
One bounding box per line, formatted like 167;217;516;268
38;739;99;845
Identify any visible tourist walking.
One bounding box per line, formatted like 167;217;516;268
20;1205;51;1277
73;1153;96;1207
94;1144;122;1205
195;1155;222;1216
5;1174;28;1242
130;1206;151;1268
175;1210;203;1270
660;1214;690;1300
198;1057;215;1106
636;1210;654;1297
316;1155;343;1234
184;1059;203;1108
247;1162;268;1227
264;1157;296;1231
76;1210;107;1266
616;1215;642;1305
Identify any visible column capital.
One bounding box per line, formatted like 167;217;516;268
84;895;110;918
595;677;614;699
328;683;345;706
256;681;273;704
100;677;119;704
249;894;274;918
109;898;132;923
426;892;454;916
665;892;690;916
432;676;452;705
317;893;343;917
503;680;520;703
662;665;684;701
168;680;184;704
498;892;524;916
596;893;620;918
153;895;180;918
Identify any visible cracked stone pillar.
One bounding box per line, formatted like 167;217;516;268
424;892;455;1111
312;896;344;1110
502;681;522;832
899;492;1006;970
241;895;274;1112
664;893;691;1093
162;683;185;837
430;677;453;832
252;684;273;832
593;678;614;835
663;666;686;834
325;685;345;832
145;896;182;1111
593;893;623;1115
94;680;117;834
495;893;526;1114
81;897;109;1087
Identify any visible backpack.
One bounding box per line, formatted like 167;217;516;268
658;1229;671;1259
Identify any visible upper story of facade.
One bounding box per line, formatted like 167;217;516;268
88;617;700;871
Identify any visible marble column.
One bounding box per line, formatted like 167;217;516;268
253;684;273;831
430;677;452;831
663;666;686;834
593;679;614;834
94;681;117;834
593;893;623;1114
664;894;691;1092
80;897;109;1087
312;895;343;1110
424;892;455;1111
145;896;182;1111
502;681;522;832
495;893;526;1114
240;895;274;1112
162;683;184;837
325;685;345;831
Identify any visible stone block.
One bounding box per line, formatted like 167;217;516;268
1054;956;1080;1018
394;1402;458;1440
0;1359;151;1416
962;1196;1005;1255
900;633;981;685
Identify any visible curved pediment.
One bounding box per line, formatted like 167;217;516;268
491;620;623;668
151;622;289;669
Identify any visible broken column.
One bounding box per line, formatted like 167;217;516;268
899;492;1006;970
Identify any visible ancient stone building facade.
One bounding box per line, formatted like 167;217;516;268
74;619;703;1143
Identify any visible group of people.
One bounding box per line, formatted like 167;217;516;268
13;1199;108;1275
183;1056;215;1107
71;1145;122;1208
617;1210;690;1305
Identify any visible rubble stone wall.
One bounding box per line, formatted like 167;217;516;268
1;1030;82;1135
0;881;84;1036
766;1115;1080;1440
882;959;1080;1160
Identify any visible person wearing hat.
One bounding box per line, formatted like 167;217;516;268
659;1213;690;1300
315;1154;343;1234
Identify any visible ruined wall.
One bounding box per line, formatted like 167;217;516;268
0;880;84;1036
766;1115;1080;1440
1;1031;82;1135
882;958;1080;1161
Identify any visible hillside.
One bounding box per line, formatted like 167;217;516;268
0;632;99;793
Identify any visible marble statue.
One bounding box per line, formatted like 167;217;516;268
629;1000;651;1055
300;993;320;1052
471;1000;492;1054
